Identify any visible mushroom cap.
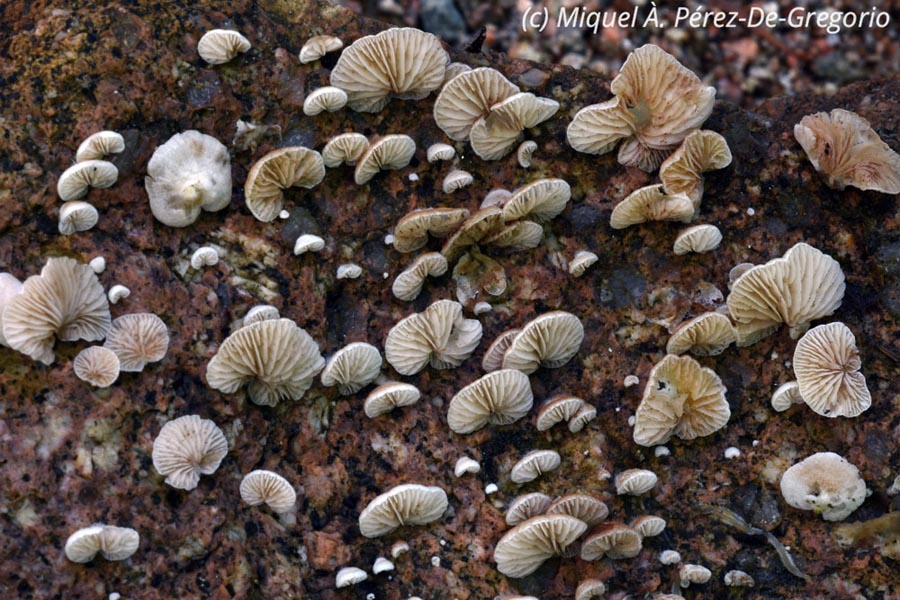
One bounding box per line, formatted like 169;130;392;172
3;257;110;365
469;93;558;160
64;524;140;563
779;452;867;521
197;29;251;64
666;311;737;356
372;556;395;574
393;207;470;253
190;246;219;269
481;328;520;372
505;492;553;526
568;404;597;433
575;579;607;600
679;564;712;587
726;242;846;340
442;169;474;193
358;483;448;537
535;395;587;431
493;513;587;578
660;129;732;207
58;200;99;235
580;522;643;560
73;346;120;388
433;67;520;141
76;131;125;162
610;184;694;229
446;369;533;434
771;380;802;412
632;354;729;446
293;234;325;255
322;133;369;168
320;341;382;395
439;206;504;264
631;514;667;538
0;272;23;348
336;263;363;280
794;108;900;193
243;305;280;326
335;566;368;588
299;34;343;64
517;140;538;168
244;146;326;222
452;247;508;303
206;318;325;406
568;250;598;277
103;313;169;372
57;160;118;201
481;188;513;209
501;178;571;223
354;135;416;185
426;143;456;163
364;381;421;418
566;98;633;156
441;61;472;85
501;311;584;375
151;414;228;490
673;224;723;255
793;322;871;418
330;28;449;113
483;221;544;251
240;469;297;513
384;299;482;375
392;252;448;301
510;449;561;484
615;468;658;496
303;86;349;116
145;130;231;227
453;456;481;477
107;284;130;304
546;494;609;527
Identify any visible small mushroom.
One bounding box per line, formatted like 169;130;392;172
724;570;755;587
501;311;584;375
453;456;481;477
354;135;416;185
358;483;448;537
190;246;219;269
483;221;544;251
673;224;723;255
510;449;561;484
535;395;587;431
500;178;571;223
335;566;368;588
107;284;130;304
793;322;870;418
568;403;597;433
57;160;118;201
293;234;326;256
631;515;667;537
441;62;472;86
303;86;349;116
517;140;537;168
145;130;231;227
481;328;520;372
64;524;139;563
75;131;125;162
103;313;169;372
505;492;553;526
299;34;343;64
433;67;520;141
336;263;363;279
780;453;867;522
771;380;802;412
632;354;729;446
426;143;456;163
393;207;470;253
679;564;712;588
493;514;587;577
575;580;606;600
240;470;297;513
244;146;326;222
469;93;558;160
392;252;448;301
372;556;395;574
384;299;482;375
665;311;737;356
568;250;598;277
58;201;99;235
440;207;504;263
442;169;473;193
446;369;533;434
364;381;421;418
660;129;732;207
205;318;325;406
580;522;642;560
322;133;369;168
320;342;382;395
794;108;900;193
615;468;658;496
73;346;120;388
546;494;609;526
609;184;694;230
197;29;251;64
151;414;228;490
330;28;449;113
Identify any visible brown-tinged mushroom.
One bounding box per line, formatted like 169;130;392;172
322;133;369;168
244;146;325;222
666;311;737;356
505;492;553;526
546;494;609;526
58;201;99;235
673;224;723;255
354;135;416;185
501;311;584;374
197;29;251;64
442;169;474;193
384;299;482;375
433;67;520;141
426;143;456;163
580;522;642;560
610;184;694;229
793;322;871;417
660;129;732;207
493;514;587;577
446;369;533;434
393;207;470;253
358;483;448;537
240;470;297;513
483;221;544;251
73;346;120;388
103;313;169;372
320;341;382;395
615;468;658;496
500;178;571;223
152;414;228;490
392;252;448;301
535;395;587;431
481;328;520;372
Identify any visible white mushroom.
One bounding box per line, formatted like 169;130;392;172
197;29;251;65
57;160;118;201
58;201;99;235
190;246;219;269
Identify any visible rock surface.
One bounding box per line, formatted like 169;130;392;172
0;0;899;598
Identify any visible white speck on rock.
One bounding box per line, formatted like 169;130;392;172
724;446;741;459
484;483;498;494
654;446;671;457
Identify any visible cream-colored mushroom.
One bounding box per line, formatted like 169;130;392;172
363;381;421;418
469;92;559;160
501;311;584;375
793;322;870;418
293;234;325;256
320;342;382;395
780;452;868;521
505;492;553;526
58;201;99;235
76;131;125;162
330;28;449;113
303;86;349;116
103;313;169;372
771;380;802;412
73;346;120;388
615;468;658;496
240;470;297;513
493;514;587;577
517;140;538;168
393;207;470;253
660;129;732;207
535;395;587;432
546;494;609;526
354;135;416;185
384;299;482;375
666;311;737;356
322;133;369;168
433;67;520;141
244;146;326;222
610;184;694;229
64;524;140;563
442;169;473;193
500;178;571;223
58;160;118;201
197;29;251;64
358;483;448;537
392;252;448;301
152;414;228;490
446;369;533;434
481;328;520;372
299;34;343;64
335;566;368;588
439;207;504;263
483;221;544;251
568;250;598;277
673;224;723;255
631;514;667;537
580;522;642;560
190;246;219;269
426;143;456;163
510;449;561;483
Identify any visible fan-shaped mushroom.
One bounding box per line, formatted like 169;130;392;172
358;483;448;537
322;133;369;168
354;135;416;185
580;522;642;560
103;313;169;372
244;147;325;222
320;342;382;395
393;207;470;254
73;346;120;388
501;311;584;375
64;524;140;563
510;449;561;483
299;34;343;64
152;414;228;490
666;312;737;356
392;253;448;301
384;299;482;375
58;160;118;201
75;131;125;162
433;67;519;141
493;514;587;577
793;322;870;418
610;184;694;229
364;381;421;418
660;129;732;207
197;29;251;64
446;369;533;434
673;224;723;255
780;452;867;521
505;492;553;526
240;470;297;513
303;86;349;116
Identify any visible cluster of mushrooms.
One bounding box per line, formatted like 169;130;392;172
2;16;900;598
